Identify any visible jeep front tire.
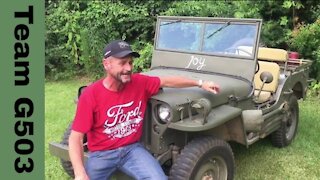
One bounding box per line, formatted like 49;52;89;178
169;137;235;180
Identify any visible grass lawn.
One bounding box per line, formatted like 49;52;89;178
45;79;90;180
45;80;320;180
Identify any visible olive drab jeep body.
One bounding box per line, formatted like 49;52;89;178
49;16;311;180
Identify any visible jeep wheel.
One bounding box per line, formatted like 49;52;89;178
60;123;87;178
169;137;234;180
271;95;299;147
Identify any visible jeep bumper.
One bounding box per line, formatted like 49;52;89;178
49;142;88;161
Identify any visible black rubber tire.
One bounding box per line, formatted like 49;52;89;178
169;137;235;180
271;95;299;147
60;123;87;178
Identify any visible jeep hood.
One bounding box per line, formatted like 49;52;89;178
143;68;252;107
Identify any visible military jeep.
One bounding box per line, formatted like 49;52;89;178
49;16;312;180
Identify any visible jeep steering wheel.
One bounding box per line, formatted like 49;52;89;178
255;61;260;74
225;48;252;56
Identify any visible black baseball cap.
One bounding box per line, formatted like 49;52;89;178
103;40;140;59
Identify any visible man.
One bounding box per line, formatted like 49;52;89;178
69;40;220;180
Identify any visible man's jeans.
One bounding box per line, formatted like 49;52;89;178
85;142;167;180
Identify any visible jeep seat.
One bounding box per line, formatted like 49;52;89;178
253;47;287;103
254;61;280;103
258;47;288;62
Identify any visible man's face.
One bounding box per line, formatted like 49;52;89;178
105;56;133;83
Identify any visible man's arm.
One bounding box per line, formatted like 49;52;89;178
159;76;220;94
69;130;89;180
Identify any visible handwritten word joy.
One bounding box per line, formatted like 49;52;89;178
185;55;206;70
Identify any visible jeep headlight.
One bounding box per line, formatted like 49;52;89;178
157;104;171;123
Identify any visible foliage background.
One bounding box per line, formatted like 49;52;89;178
45;0;320;82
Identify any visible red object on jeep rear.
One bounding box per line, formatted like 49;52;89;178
289;51;299;59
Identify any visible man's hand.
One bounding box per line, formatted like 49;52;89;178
201;81;220;94
69;130;89;180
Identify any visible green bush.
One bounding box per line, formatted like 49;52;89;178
309;80;320;97
45;1;87;80
45;1;320;80
162;1;234;17
45;1;165;80
289;19;320;79
132;42;154;72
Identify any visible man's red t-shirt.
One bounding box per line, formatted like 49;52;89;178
72;74;160;152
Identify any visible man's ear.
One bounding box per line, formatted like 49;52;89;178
102;59;109;70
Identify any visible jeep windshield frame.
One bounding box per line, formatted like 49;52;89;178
155;17;260;60
151;16;262;82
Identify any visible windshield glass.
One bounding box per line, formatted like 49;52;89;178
156;20;258;59
158;21;202;51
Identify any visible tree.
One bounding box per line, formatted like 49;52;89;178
45;0;320;80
